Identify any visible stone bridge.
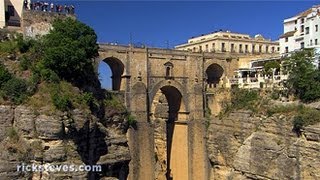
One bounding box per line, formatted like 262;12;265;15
96;44;239;180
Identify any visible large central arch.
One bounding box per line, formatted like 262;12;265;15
151;83;189;180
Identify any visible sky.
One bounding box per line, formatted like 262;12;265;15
55;0;320;89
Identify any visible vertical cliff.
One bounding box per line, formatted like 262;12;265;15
206;109;320;179
0;104;131;180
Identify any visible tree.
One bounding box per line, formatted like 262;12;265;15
284;48;320;102
42;18;99;85
264;61;280;76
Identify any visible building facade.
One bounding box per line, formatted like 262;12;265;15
175;30;280;55
280;5;320;54
0;0;29;28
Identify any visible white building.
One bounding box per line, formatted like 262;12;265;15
280;5;320;54
0;0;30;28
175;30;279;55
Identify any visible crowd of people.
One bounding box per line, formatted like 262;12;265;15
24;0;75;14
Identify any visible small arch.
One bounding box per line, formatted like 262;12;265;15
164;62;174;79
206;63;224;88
101;57;125;91
166;66;171;77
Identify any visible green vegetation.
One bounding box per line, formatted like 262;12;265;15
263;61;280;76
292;106;320;135
42;18;98;85
104;93;126;112
284;49;320;102
126;113;137;127
219;88;260;118
1;77;28;104
6;127;19;142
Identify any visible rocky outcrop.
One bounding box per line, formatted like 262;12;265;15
206;110;320;180
0;105;130;180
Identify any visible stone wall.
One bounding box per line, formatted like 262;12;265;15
21;10;75;38
206;110;320;179
0;105;130;180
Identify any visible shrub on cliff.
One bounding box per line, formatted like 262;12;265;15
0;64;12;86
284;49;320;102
1;77;28;104
42;18;99;85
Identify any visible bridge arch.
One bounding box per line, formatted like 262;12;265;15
205;63;225;88
149;80;188;113
101;57;125;91
150;81;189;180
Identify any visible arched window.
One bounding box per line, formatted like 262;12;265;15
164;62;174;79
166;66;171;77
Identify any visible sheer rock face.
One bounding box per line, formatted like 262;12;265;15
0;105;130;180
206;110;320;180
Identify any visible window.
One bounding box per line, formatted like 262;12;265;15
164;62;173;78
221;43;226;52
239;44;243;53
301;42;305;49
301;25;304;33
285;47;289;53
199;46;202;52
231;43;235;52
310;39;313;46
316;39;318;45
259;45;262;53
212;43;215;52
295;20;297;24
252;44;255;53
8;5;15;16
265;45;268;53
245;44;248;53
295;27;297;31
306;27;310;34
285;37;288;42
205;44;209;52
301;18;304;24
193;47;196;52
272;47;275;53
277;47;280;51
316;25;318;32
166;67;171;77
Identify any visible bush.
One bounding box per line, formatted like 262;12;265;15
270;90;280;100
266;104;299;117
0;40;17;54
19;55;32;71
230;88;259;110
104;94;125;112
78;92;94;106
0;64;12;87
40;68;60;83
7;127;19;142
293;116;304;135
16;35;35;53
51;92;72;111
1;77;28;104
127;114;137;127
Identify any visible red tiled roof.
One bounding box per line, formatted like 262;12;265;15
279;30;296;38
296;5;320;17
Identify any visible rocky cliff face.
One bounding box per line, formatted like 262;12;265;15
206;110;320;179
0;105;130;180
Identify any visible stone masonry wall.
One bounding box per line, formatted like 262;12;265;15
21;10;75;38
